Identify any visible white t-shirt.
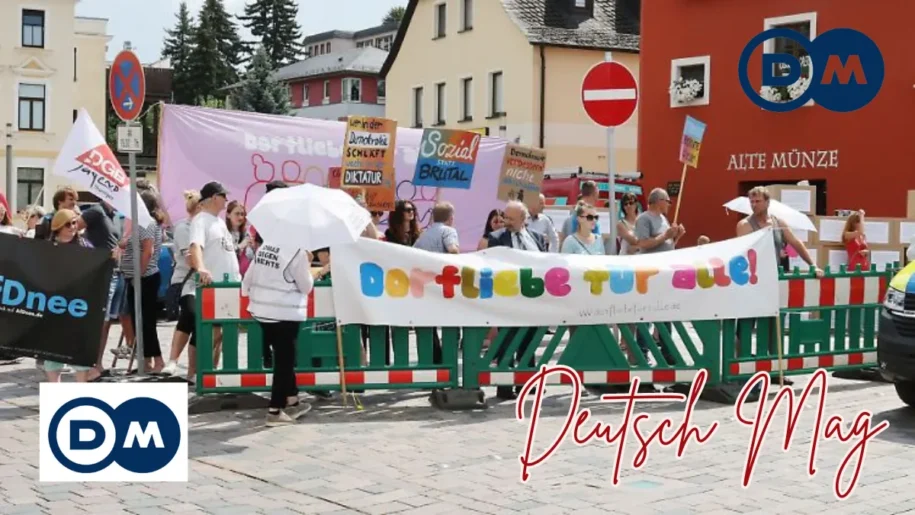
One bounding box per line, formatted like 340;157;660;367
185;212;240;296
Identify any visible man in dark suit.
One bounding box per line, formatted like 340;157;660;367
484;201;546;400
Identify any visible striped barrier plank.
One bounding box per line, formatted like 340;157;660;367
201;369;451;388
728;351;877;375
779;276;887;309
200;286;335;321
478;369;700;386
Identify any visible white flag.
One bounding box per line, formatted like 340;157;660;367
52;108;153;227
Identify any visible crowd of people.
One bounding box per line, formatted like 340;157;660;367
0;178;886;424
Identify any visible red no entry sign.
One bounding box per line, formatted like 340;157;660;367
581;61;638;128
109;50;146;122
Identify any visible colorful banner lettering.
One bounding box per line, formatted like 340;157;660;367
679;115;707;168
341;116;396;211
412;129;481;190
158;105;510;251
330;229;779;327
497;144;546;211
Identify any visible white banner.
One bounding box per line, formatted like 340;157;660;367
330;229;780;327
53;108;153;227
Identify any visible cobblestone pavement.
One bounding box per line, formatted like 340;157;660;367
2;322;915;514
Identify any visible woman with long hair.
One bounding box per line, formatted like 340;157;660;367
42;209;98;382
477;209;504;250
617;193;640;255
226;200;254;275
163;190;203;380
385;200;421;246
116;190;167;372
843;209;870;272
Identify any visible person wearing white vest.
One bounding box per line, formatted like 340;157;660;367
242;243;315;426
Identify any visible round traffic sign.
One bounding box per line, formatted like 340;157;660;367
581;61;639;127
109;50;146;122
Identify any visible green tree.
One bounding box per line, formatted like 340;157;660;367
382;6;406;24
198;96;226;109
187;0;244;103
238;0;303;65
229;45;290;115
161;1;197;105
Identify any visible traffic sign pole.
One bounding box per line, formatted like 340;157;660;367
605;52;618;256
128;120;144;376
111;43;147;376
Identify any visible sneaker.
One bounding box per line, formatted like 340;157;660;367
283;402;312;420
162;361;179;376
266;410;295;427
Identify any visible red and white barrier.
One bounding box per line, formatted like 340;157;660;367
779;276;887;309
478;369;700;386
729;351;877;375
202;369;451;388
200;285;335;322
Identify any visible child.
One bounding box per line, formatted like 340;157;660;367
697;235;710;246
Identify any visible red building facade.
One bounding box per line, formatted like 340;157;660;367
638;0;915;243
287;74;382;109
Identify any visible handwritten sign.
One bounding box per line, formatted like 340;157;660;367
340;116;396;210
497;144;546;211
412;129;481;190
678;116;707;168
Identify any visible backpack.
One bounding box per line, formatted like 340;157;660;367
164;270;195;321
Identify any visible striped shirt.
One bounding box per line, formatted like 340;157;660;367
122;222;163;278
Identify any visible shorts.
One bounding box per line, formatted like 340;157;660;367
43;360;93;372
106;273;127;320
176;294;196;347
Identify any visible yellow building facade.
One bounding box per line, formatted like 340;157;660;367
382;0;640;174
0;1;110;213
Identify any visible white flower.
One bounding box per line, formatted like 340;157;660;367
669;78;703;104
787;55;813;100
759;86;782;102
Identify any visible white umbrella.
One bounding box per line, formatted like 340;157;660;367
723;197;817;232
247;184;371;250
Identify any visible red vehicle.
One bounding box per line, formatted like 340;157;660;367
540;168;647;213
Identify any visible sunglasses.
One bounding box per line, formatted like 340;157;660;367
371;211;383;217
580;214;599;221
403;207;414;213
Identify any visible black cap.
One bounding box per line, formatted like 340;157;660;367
265;180;289;193
200;181;228;200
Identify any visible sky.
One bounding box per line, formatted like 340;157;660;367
75;0;407;63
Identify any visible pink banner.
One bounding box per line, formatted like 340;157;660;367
159;105;509;251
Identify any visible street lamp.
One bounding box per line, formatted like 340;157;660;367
4;122;12;214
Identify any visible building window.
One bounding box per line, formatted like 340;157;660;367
343;78;362;102
670;56;710;108
327;42;331;53
575;0;587;7
762;13;817;108
488;71;504;117
412;86;424;128
17;168;44;206
377;80;386;104
22;9;45;48
303;83;309;104
434;82;446;125
461;0;473;31
460;77;473;121
72;109;77;123
380;36;393;50
357;41;365;48
323;80;330;104
73;48;78;81
434;3;446;38
18;84;46;131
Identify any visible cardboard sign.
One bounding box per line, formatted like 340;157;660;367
340;116;397;211
412;129;481;189
678;116;707;168
497;144;546;210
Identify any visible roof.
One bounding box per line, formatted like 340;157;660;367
303;22;400;45
274;47;388;81
382;0;640;77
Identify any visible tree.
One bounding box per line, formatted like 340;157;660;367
161;1;197;105
382;5;406;24
229;45;290;115
186;0;244;103
238;0;303;65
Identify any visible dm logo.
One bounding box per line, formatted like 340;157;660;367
738;28;884;112
39;383;188;482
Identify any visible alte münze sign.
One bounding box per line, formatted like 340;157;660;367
727;149;839;171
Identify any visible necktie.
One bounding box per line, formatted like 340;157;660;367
515;232;527;250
